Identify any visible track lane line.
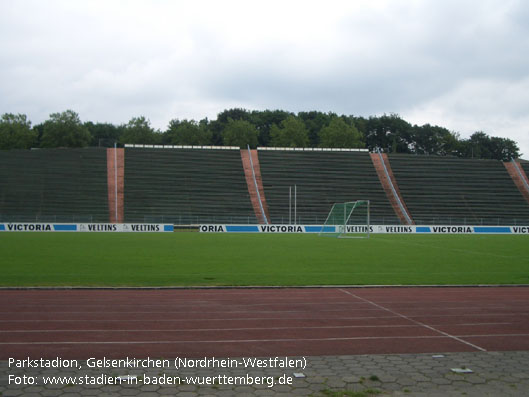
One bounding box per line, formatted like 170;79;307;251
0;335;463;345
0;324;424;333
2;333;528;346
339;288;487;352
0;322;513;333
2;312;528;322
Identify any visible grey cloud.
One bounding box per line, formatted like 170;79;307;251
1;0;528;156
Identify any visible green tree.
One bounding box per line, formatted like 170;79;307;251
0;113;37;149
40;110;92;148
164;119;212;145
298;111;335;147
457;131;519;160
269;116;309;147
209;108;252;145
119;116;159;144
84;121;121;147
351;116;368;139
222;119;258;148
489;136;519;160
318;117;364;148
365;114;413;153
216;108;252;124
250;109;292;146
411;124;459;156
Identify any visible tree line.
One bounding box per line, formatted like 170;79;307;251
0;108;521;160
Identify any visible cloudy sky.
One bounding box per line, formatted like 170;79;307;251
1;0;528;156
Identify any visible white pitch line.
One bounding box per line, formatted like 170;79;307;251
2;333;529;346
339;289;487;352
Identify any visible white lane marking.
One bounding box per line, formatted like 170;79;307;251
0;322;513;333
339;288;487;352
2;333;528;346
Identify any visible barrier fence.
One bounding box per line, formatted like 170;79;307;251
2;223;528;234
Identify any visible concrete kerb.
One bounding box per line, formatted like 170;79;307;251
2;284;529;290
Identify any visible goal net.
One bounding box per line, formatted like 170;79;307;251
319;200;370;238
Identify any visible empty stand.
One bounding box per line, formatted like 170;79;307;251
388;154;529;225
2;147;529;226
258;150;398;224
0;148;108;222
124;148;255;224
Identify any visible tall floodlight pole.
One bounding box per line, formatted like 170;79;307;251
114;142;118;223
294;185;297;225
289;186;292;225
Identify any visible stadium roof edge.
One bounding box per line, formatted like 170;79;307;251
123;144;240;150
122;144;369;152
257;147;369;152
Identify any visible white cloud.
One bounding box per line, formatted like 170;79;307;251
404;77;529;157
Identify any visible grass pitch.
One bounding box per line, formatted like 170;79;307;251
1;233;528;287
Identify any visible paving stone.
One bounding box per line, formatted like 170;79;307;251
80;390;101;396
342;375;362;383
40;390;65;397
381;382;402;391
14;394;42;397
115;388;140;396
3;352;529;396
289;387;312;395
2;390;24;397
396;377;418;386
430;377;452;385
253;390;276;396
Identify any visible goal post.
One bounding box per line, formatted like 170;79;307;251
319;200;370;238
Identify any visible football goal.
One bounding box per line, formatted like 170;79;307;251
319;200;370;238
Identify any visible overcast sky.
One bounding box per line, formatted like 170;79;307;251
1;0;528;157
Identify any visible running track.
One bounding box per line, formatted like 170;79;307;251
1;287;529;359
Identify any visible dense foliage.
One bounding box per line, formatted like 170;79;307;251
0;109;521;160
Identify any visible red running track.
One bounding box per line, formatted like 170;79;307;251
1;287;528;359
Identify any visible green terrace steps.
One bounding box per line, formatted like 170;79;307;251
258;150;398;225
123;147;255;224
387;154;529;225
0;148;108;222
2;147;529;226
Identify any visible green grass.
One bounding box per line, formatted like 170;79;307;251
0;233;528;286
